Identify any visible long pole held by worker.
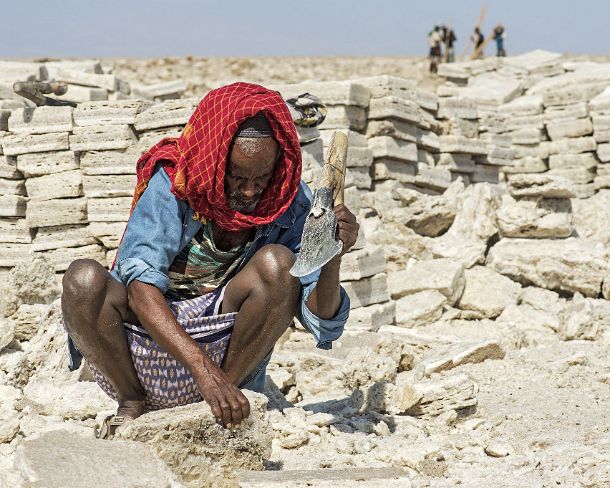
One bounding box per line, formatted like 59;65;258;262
461;3;488;58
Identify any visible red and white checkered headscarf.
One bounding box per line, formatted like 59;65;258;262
132;82;302;231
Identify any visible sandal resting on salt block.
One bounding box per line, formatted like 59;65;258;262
95;415;129;440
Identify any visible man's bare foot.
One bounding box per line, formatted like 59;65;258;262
116;399;147;420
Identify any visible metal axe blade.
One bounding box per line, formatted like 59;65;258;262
290;131;348;277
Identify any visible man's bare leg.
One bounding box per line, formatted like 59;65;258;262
221;244;300;386
61;259;146;418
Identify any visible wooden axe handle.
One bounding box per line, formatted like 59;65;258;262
318;131;348;205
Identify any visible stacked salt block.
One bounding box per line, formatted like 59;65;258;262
356;76;448;194
499;50;565;87
299;133;323;186
131;79;189;102
454;73;523;114
134;97;199;151
437;57;502;87
45;60;127;103
0;130;29;270
544;103;596;196
319;129;372;213
498;173;575;239
477;133;515;183
269;80;370;134
437;97;482;184
526;70;599;197
437;73;523;185
340;231;395;331
0;59;188;109
438;51;563;99
268;80;371;191
76;100;152;267
523;61;610;197
496;95;547;176
5;106;105;272
589;87;610;190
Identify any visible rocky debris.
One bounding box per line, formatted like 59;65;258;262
430;183;501;267
0;255;60;317
497;286;567;335
559;294;610;341
0;412;20;443
6;305;70;387
0;315;16;349
22;378;115;419
391;187;457;237
12;431;184;488
484;440;513;458
457;266;521;319
497;303;561;335
572;189;610;246
388;258;465;305
364;218;432;271
497;194;574;238
395;290;447;327
507;173;576;199
488;237;607;297
347;364;479;419
134;97;199;131
419;340;506;376
395;373;478;417
115;391;272;485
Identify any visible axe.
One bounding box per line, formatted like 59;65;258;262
290;131;348;277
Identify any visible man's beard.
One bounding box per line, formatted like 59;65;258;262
228;191;261;214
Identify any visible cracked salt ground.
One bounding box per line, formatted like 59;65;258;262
1;51;610;487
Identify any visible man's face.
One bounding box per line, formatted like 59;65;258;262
225;137;279;214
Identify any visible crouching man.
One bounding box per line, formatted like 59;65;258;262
61;83;358;436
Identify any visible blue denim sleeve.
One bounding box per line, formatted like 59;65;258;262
279;182;351;350
111;168;190;294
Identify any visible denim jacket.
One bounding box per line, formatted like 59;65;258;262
110;167;350;350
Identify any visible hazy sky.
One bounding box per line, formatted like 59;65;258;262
0;0;608;58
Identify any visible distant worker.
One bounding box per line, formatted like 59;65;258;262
428;25;442;73
493;24;507;57
471;27;485;59
441;24;457;63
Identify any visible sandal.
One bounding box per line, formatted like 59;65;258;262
95;415;129;440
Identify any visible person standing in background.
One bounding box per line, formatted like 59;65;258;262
442;24;457;63
428;25;442;73
493;24;507;57
470;27;485;59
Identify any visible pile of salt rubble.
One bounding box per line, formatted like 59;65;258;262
1;51;610;487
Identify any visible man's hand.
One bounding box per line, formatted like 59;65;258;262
334;204;359;256
193;358;250;429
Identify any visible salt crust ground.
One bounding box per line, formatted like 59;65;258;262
1;55;609;487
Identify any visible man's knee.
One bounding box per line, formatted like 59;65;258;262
252;244;297;286
62;259;108;305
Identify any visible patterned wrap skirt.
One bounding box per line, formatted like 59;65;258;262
89;287;235;410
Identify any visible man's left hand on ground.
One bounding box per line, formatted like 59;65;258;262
334;204;359;256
